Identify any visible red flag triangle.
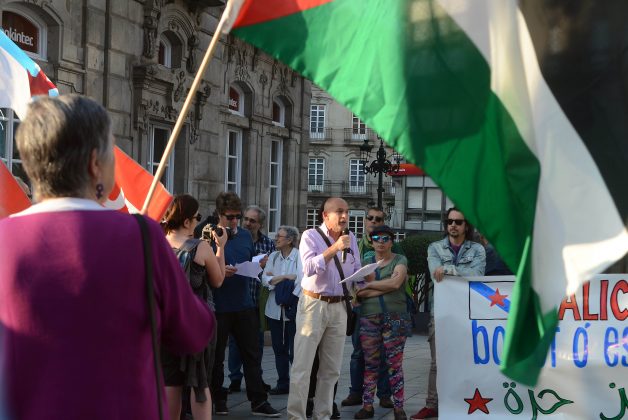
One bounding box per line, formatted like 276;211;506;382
0;161;31;218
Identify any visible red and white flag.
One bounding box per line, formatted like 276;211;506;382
105;147;173;221
0;161;30;219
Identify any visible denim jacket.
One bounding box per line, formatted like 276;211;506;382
427;237;486;279
427;237;486;312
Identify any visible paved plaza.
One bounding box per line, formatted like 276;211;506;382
220;333;431;419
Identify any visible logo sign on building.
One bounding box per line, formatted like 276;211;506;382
435;275;628;419
2;11;39;55
229;87;240;112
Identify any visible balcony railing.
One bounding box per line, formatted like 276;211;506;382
306;180;396;198
343;128;377;143
309;128;333;141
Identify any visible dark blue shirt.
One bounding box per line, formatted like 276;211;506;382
212;228;256;313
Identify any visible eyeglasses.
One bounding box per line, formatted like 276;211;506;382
447;218;465;226
223;214;242;221
243;216;258;224
275;235;287;240
366;215;384;223
194;213;202;222
371;235;392;243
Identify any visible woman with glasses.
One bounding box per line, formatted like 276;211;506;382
261;225;302;395
354;225;410;420
161;194;227;420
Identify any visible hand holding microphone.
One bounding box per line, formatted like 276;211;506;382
341;228;350;263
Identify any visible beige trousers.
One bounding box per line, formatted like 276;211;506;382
287;294;347;420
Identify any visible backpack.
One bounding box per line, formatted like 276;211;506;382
174;238;203;290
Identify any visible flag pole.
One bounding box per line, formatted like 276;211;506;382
140;1;237;214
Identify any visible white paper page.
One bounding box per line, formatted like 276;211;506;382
339;261;381;284
233;261;263;279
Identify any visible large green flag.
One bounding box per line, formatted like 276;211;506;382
227;0;628;385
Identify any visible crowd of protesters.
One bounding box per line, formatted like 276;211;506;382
0;94;510;420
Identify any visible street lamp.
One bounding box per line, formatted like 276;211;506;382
359;137;401;209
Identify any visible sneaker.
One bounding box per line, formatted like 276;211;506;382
341;393;362;406
394;409;408;420
411;406;438;419
331;402;341;419
214;400;229;416
251;401;281;418
354;407;375;419
269;387;289;395
228;380;241;393
379;396;394;408
306;398;314;418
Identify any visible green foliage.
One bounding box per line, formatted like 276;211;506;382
399;233;442;277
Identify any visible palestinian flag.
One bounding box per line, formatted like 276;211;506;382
226;0;628;385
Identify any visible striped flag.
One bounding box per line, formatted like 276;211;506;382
105;147;173;221
227;0;628;385
0;31;58;118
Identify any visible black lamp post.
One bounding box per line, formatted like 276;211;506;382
359;137;402;209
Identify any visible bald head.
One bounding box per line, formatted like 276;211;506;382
322;197;349;234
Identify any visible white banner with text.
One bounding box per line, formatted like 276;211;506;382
435;275;627;419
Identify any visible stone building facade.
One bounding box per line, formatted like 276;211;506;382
0;0;310;234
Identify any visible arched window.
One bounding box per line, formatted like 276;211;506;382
158;36;172;68
272;99;285;126
157;31;182;69
1;8;47;60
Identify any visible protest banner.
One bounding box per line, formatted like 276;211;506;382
435;275;628;419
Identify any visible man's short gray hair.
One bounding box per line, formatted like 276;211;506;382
278;225;299;247
245;205;266;224
16;95;112;200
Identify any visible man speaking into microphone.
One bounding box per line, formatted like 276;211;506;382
287;197;361;420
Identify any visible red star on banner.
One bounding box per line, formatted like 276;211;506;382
464;388;492;414
488;288;507;307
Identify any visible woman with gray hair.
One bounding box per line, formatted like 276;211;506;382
261;225;302;395
0;95;214;420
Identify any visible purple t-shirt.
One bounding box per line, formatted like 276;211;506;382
0;203;214;420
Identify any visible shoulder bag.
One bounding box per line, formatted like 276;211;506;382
315;227;357;336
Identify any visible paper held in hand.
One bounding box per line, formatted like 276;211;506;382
339;260;384;284
233;261;262;279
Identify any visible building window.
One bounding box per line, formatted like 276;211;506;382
310;104;325;139
425;188;442;211
349;210;365;239
352;114;367;140
272;99;285;126
158;36;171;68
157;31;183;69
306;208;318;230
308;158;324;192
1;9;46;60
225;129;242;194
268;139;282;233
408;188;424;209
349;159;366;193
148;125;174;192
229;86;245;115
0;108;29;185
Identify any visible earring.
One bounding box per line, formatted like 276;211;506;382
96;183;104;199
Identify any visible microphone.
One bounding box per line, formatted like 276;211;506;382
341;228;350;263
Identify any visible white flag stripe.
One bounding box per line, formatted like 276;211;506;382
437;0;628;312
0;45;30;119
221;0;247;34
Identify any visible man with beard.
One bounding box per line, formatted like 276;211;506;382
411;207;485;420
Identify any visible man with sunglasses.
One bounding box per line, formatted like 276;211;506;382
411;207;485;420
227;205;275;394
209;192;280;417
342;207;404;409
